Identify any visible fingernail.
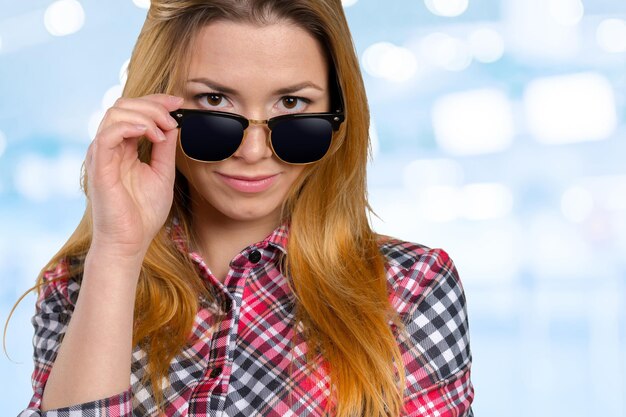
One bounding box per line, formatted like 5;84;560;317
169;95;184;104
157;129;167;142
135;124;148;131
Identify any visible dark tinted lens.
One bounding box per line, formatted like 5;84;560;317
180;113;243;161
271;117;333;164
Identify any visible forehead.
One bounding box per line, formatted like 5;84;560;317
186;20;329;88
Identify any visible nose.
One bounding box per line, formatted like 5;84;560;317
232;119;273;163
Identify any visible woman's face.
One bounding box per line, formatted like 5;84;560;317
175;20;330;226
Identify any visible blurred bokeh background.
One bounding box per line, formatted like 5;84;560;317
1;0;625;415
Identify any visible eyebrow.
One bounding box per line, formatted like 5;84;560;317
186;77;325;95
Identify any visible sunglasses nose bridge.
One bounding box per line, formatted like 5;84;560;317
238;118;273;160
248;118;268;126
243;119;270;135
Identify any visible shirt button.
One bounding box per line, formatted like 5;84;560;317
248;250;262;264
210;367;222;379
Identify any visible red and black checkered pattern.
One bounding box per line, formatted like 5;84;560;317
19;224;474;416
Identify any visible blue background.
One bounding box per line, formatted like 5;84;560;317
1;1;625;415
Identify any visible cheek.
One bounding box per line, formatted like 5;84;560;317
174;153;217;195
283;165;306;188
278;166;308;204
175;147;212;177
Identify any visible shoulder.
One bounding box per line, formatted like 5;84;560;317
377;235;463;318
379;236;473;399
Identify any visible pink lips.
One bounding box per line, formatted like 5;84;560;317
217;172;279;193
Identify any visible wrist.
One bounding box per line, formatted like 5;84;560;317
87;237;151;261
85;243;147;271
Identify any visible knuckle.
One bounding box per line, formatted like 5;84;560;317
101;106;117;122
92;131;103;143
93;126;114;144
113;97;129;107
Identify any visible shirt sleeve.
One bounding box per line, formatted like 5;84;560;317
18;260;134;417
394;248;474;417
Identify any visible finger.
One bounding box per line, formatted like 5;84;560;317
115;93;184;110
90;122;149;182
112;95;183;130
85;140;95;171
98;109;176;145
137;93;185;111
148;125;178;181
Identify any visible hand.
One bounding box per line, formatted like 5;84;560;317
85;93;183;259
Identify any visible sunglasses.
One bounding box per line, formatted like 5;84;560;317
170;108;345;165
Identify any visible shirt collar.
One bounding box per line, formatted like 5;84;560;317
168;216;289;258
264;222;289;254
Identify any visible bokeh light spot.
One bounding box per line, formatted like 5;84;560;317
419;32;472;71
596;18;626;53
424;0;469;17
101;84;123;110
548;0;584;26
524;72;617;144
561;186;594;223
362;42;418;82
342;0;359;7
432;89;514;155
461;183;514;220
14;152;84;201
132;0;151;9
469;28;504;63
403;158;464;194
0;130;6;158
44;0;85;37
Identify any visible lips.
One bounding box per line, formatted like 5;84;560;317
220;174;277;181
216;172;279;193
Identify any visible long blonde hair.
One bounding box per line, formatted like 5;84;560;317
12;1;407;415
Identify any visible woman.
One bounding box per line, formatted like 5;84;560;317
18;0;474;416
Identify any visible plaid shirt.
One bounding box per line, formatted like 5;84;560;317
19;224;474;417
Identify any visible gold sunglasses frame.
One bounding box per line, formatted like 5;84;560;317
170;109;345;165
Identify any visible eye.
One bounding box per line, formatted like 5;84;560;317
195;93;229;108
279;96;311;112
282;97;298;109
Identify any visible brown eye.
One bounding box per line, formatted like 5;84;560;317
282;97;298;109
206;94;223;106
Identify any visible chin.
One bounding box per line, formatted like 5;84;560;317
216;202;282;223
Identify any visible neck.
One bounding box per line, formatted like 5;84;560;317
189;198;281;282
